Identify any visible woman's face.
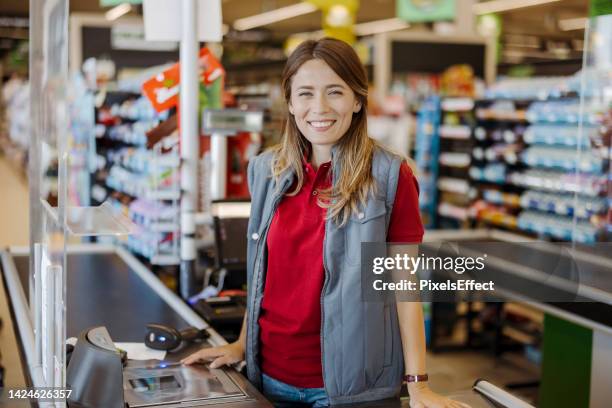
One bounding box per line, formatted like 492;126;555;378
288;59;361;149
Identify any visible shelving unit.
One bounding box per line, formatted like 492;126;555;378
436;97;475;229
469;84;610;243
92;91;181;265
469;97;529;233
414;96;441;228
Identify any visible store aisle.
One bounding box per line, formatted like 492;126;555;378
0;156;29;247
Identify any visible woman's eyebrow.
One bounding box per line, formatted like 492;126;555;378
295;84;346;91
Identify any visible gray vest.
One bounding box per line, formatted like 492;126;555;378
245;145;405;405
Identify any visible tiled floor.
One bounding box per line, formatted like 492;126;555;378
0;155;29;247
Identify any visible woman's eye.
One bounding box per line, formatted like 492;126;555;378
329;90;342;95
298;92;312;97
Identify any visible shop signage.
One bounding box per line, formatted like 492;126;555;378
397;0;455;23
142;47;224;112
590;0;612;17
111;24;178;51
142;0;222;42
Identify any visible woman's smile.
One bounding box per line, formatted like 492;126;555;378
307;119;336;132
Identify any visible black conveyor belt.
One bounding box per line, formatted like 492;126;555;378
13;253;190;342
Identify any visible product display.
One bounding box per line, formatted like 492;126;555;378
92;91;180;265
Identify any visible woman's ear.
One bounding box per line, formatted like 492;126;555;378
288;102;295;115
353;100;362;113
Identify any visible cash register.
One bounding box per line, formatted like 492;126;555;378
66;326;258;407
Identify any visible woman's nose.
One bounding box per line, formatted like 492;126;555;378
312;93;330;113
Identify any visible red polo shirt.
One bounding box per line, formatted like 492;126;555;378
258;160;423;388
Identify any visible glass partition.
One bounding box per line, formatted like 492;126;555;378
28;0;134;396
574;13;611;246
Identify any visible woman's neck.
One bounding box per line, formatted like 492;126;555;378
310;144;332;170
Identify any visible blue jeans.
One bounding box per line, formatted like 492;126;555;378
262;373;329;407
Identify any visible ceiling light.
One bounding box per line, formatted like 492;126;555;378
326;5;352;27
105;3;132;21
233;2;318;31
559;17;587;31
354;17;410;36
473;0;561;15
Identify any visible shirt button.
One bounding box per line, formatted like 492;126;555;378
312;190;318;196
358;212;365;220
251;232;260;240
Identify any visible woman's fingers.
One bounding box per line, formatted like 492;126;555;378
210;355;233;369
180;347;223;365
448;400;470;408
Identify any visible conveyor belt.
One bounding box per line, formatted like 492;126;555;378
12;252;191;342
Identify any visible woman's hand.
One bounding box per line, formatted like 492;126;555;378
180;341;245;369
408;383;470;408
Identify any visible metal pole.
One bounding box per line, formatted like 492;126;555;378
179;0;199;299
210;132;227;200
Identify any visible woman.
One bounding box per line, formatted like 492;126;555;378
183;38;467;408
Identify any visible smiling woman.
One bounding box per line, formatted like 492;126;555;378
182;38;466;408
272;38;376;226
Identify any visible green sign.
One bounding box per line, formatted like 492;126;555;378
397;0;455;23
590;0;612;17
100;0;142;6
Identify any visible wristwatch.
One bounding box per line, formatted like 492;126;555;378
404;374;429;383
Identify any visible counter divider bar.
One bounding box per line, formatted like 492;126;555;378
0;250;45;388
115;246;228;347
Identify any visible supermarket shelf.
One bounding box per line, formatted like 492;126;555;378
505;303;544;325
519;191;607;218
482;190;521;208
439;152;471;168
476;109;527;122
502;326;537;346
148;221;179;233
508;171;606;197
473;209;518;229
517;210;600;243
438;202;469;221
147;190;181;201
439;125;471;140
523;124;597;147
151;254;181;266
438;177;471;195
441;98;474;112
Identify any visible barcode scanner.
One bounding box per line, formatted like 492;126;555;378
145;324;209;351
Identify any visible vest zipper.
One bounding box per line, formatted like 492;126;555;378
321;151;337;399
320;217;330;397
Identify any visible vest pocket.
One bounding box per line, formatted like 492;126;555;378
345;199;388;267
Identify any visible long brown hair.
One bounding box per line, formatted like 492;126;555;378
271;37;377;226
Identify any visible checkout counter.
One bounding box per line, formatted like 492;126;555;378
0;241;560;407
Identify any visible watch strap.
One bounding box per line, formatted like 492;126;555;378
404;374;429;383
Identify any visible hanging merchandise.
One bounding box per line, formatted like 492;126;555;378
142;47;224;113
